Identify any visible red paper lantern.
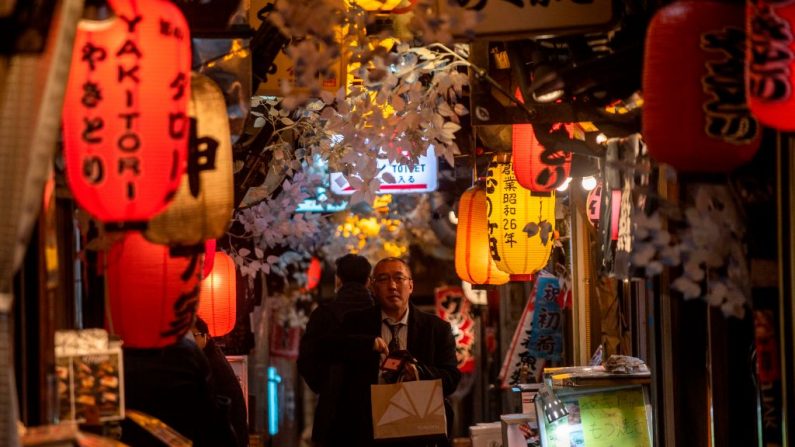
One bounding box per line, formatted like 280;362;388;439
643;1;761;172
198;251;237;337
306;257;322;291
512;123;575;192
106;232;201;348
63;0;191;223
746;1;795;130
203;239;216;278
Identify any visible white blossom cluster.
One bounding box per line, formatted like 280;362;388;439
231;171;329;278
631;185;750;318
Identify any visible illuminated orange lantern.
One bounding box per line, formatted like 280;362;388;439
643;1;760;172
306;257;322;291
746;1;795;130
62;0;191;223
486;155;556;276
455;185;510;285
512;123;575;192
198;251;237;337
106;232;201;348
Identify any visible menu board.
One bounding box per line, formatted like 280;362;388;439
537;386;652;447
55;336;124;424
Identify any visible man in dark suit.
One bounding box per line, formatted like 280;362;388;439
298;254;374;446
325;257;461;447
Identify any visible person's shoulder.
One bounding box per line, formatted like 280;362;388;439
411;306;450;327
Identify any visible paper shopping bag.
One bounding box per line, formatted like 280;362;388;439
370;379;447;441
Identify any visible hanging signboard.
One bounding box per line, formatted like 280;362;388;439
330;146;438;195
440;0;615;41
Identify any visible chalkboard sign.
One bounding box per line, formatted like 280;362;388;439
536;386;652;447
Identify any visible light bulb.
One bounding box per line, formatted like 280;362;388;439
581;176;597;191
556;177;572;192
448;210;458;225
596;133;607;144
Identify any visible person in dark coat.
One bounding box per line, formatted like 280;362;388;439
121;335;237;446
297;253;374;446
194;317;249;447
324;257;461;447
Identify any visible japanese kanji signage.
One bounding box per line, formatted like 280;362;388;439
435;286;476;373
330;146;438;195
63;0;191;223
485;156;556;275
527;274;563;362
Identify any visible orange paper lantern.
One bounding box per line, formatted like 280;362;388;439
63;0;191;223
486;156;556;276
106;232;201;348
512;123;575;192
455;185;510;285
198;251;237;337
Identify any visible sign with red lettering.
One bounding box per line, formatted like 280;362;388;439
435;286;476;373
62;0;191;223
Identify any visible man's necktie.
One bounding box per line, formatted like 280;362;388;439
385;321;403;352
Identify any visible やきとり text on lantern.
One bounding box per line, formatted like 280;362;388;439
62;0;192;223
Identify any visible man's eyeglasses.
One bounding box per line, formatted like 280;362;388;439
373;275;412;284
193;332;207;338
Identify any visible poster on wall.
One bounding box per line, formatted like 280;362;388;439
537;386;652;447
55;330;124;423
435;286;476;373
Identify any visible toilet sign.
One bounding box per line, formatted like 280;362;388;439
330;146;438;195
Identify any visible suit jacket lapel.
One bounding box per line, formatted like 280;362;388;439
407;304;422;355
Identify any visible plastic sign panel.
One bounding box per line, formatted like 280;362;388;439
330;146;438;196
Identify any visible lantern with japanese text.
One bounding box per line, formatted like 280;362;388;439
455;185;510;285
198;251;237;337
106;232;201;348
512;123;575;192
486;156;556;276
746;1;795;130
145;72;234;245
643;1;761;172
62;0;191;223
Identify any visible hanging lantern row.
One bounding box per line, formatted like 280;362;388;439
455;185;510;286
63;0;192;223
